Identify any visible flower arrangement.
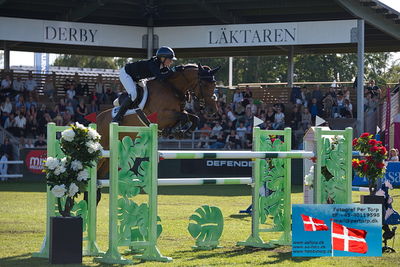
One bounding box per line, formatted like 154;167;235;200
44;123;102;217
352;132;387;195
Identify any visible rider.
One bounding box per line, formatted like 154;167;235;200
112;46;177;124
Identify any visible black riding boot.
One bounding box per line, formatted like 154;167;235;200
112;97;133;124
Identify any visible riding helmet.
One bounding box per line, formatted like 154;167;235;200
156;46;177;60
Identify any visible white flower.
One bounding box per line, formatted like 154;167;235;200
45;157;59;170
61;129;75;142
68;183;79;197
86;140;101;154
54;165;66;175
60;157;67;166
75;122;86;130
77;169;89;181
88;128;101;140
304;166;314;186
71;160;83;171
51;184;67;198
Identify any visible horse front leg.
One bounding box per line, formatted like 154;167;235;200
183;111;199;137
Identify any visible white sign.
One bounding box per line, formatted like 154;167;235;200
0;17;357;50
44;22;99;45
0;17;146;48
156;20;357;48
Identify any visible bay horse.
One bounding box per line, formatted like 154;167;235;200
96;64;219;179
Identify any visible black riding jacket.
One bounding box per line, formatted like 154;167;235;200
124;57;173;82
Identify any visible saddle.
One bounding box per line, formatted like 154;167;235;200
117;85;144;109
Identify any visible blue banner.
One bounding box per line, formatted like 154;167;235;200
292;204;382;257
353;162;400;187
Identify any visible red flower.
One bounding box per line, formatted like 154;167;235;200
359;160;366;165
362;164;369;172
379;147;387;155
352;138;358;146
376;162;385;169
368;140;378;146
352;161;360;168
360;133;370;138
366;156;373;161
377;141;382;145
370;146;379;152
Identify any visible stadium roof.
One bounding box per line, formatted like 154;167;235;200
0;0;399;57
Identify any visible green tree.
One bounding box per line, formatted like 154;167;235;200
53;55;117;69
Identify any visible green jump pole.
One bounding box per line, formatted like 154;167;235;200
95;122;131;264
32;123;57;258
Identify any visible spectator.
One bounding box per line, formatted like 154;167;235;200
12;76;25;96
246;99;257;116
323;94;334;118
301;107;312;130
24;73;38;100
236;121;247;146
311;85;324;104
272;106;285;130
26;114;39;138
265;106;275;125
34;134;47;148
14;111;27;137
105;87;117;105
209;132;225;149
366;80;379;97
242;86;252;107
66;83;76;102
388;149;399;161
74;73;84;97
1;74;12;90
325;87;336;99
304;87;312;107
290;86;302;105
95;75;105;104
225;130;241;149
243;133;252;149
25;95;37;110
309;98;322;121
0;137;13;160
75;98;88;124
288;106;301;130
25;139;35;148
211;121;222;138
0;152;8;181
15;95;25;111
1;97;13;114
232;89;243;105
4;113;16;131
333;92;345;118
43;75;56;101
342;99;353;118
226;106;237;125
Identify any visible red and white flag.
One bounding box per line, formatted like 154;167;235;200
301;214;329;231
332;222;368;254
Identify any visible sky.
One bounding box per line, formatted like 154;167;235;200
5;0;400;67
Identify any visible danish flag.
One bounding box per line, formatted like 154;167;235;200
332;222;368;254
301;214;329;231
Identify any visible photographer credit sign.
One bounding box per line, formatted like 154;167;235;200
292;204;382;257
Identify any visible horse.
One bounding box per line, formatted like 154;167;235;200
96;63;220;179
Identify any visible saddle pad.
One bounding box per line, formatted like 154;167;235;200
111;82;149;119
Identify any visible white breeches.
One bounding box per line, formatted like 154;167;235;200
119;67;137;101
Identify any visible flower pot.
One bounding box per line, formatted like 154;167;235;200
360;195;385;224
49;216;83;264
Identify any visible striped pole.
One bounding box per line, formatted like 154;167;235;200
159;150;314;159
97;177;252;188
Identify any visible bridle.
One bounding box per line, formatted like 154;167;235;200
180;67;214;108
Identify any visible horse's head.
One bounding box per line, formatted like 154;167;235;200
193;63;220;114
